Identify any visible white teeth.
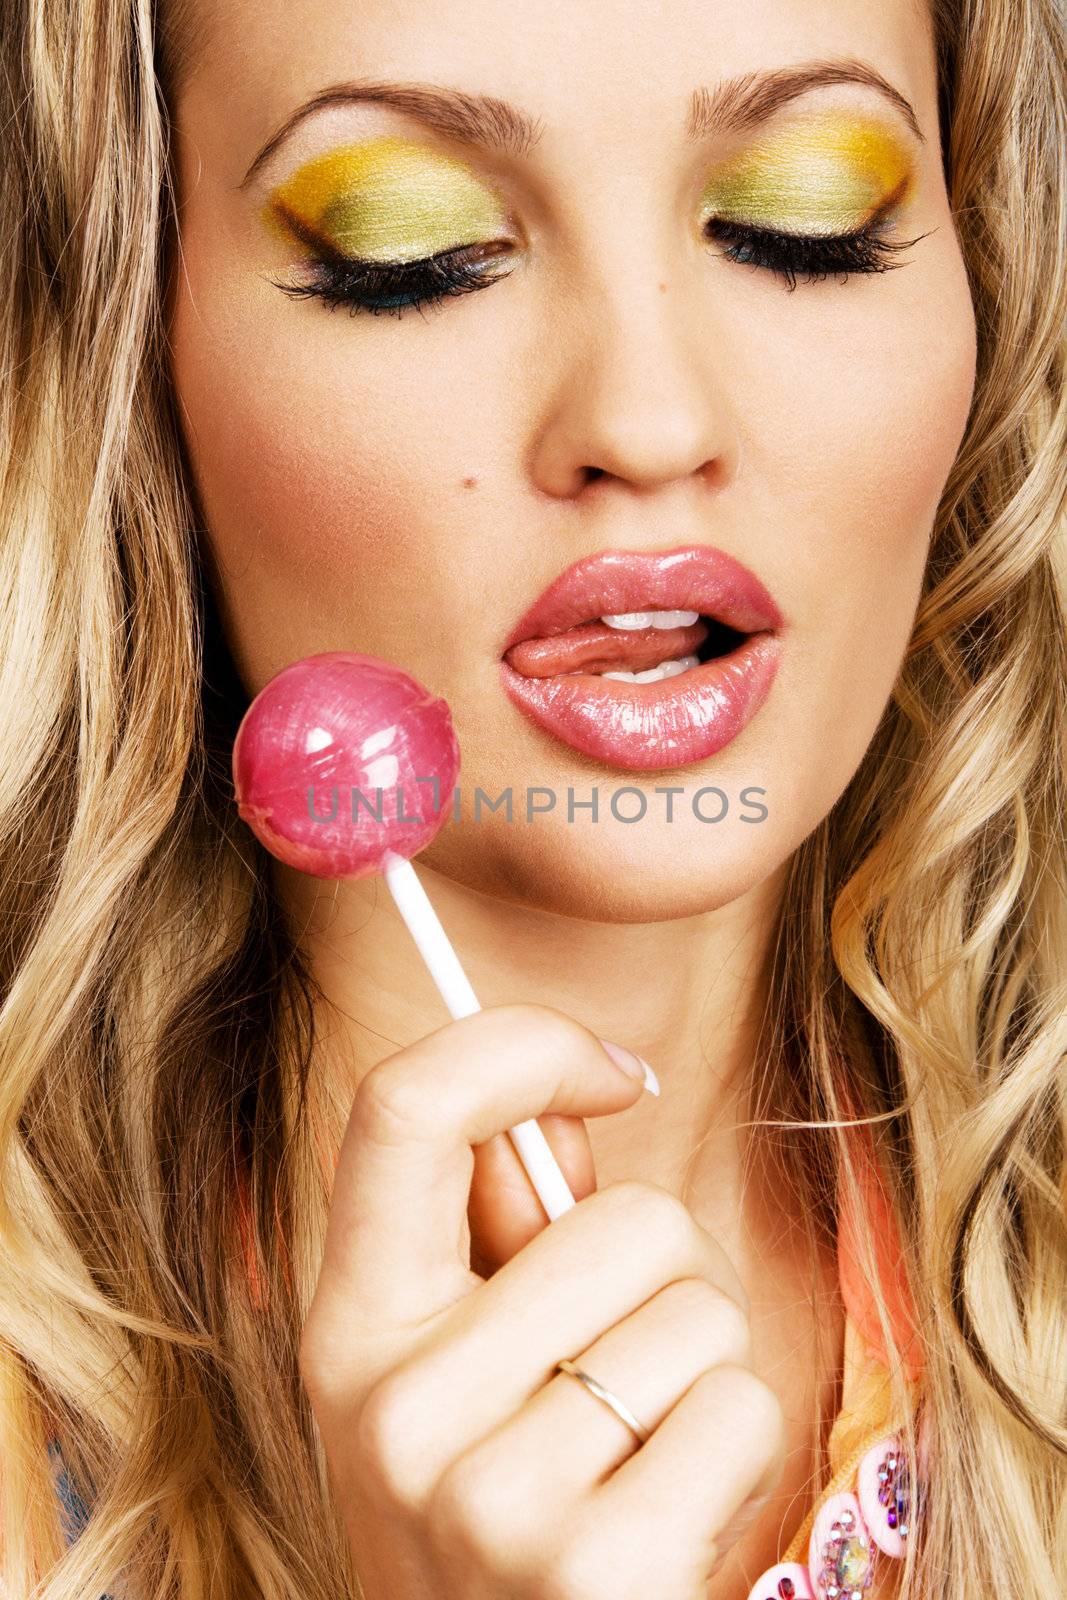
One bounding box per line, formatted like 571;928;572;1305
602;652;701;684
595;609;704;681
600;609;700;631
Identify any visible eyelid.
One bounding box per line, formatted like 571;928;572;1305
260;135;516;262
698;109;917;232
258;110;917;274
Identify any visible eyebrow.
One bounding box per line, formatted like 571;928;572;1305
237;57;925;191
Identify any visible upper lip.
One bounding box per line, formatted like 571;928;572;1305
501;544;784;654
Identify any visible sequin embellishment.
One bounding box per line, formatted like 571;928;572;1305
745;1562;815;1600
809;1493;876;1599
857;1432;917;1558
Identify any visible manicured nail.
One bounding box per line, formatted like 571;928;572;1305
598;1038;660;1096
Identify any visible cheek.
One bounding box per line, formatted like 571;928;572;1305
749;246;975;635
838;305;974;548
169;265;502;687
732;245;976;808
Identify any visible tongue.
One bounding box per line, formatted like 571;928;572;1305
504;618;710;678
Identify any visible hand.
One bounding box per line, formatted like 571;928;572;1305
298;1002;787;1599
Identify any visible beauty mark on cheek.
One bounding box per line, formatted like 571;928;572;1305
700;109;917;235
260;135;513;262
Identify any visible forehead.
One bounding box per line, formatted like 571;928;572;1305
170;0;937;185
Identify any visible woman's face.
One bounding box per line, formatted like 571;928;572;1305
168;0;975;923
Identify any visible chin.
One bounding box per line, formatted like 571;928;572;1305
423;817;788;924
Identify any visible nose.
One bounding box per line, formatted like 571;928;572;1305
526;260;741;500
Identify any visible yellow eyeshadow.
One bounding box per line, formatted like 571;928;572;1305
700;110;915;235
261;136;512;262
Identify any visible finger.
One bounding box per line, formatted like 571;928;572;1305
468;1113;598;1277
350;1184;749;1500
424;1274;752;1553
555;1364;787;1599
311;1003;650;1336
432;1181;749;1392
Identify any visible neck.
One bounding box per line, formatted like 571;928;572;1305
275;853;800;1245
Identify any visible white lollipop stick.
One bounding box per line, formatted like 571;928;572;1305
381;848;577;1221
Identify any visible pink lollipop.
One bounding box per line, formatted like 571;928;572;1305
233;651;459;879
233;650;577;1221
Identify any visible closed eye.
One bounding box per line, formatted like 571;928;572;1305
269;211;930;318
270;240;514;319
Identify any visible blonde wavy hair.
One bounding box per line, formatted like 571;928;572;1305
1;0;1065;1593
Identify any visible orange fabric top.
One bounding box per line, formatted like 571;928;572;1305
835;1121;924;1381
780;1114;924;1569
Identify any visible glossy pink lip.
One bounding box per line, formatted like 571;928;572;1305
499;544;783;652
498;545;784;771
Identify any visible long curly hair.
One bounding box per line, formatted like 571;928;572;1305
0;0;1064;1594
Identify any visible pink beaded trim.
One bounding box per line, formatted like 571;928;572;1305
744;1432;920;1600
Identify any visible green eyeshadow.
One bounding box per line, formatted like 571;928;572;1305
700;109;916;235
261;136;513;262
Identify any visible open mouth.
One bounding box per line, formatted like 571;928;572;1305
689;615;755;669
497;546;783;769
501;608;761;684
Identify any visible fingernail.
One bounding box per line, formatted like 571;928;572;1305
598;1038;660;1096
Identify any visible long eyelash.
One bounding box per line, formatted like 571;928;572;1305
704;214;931;291
271;215;931;319
270;244;510;321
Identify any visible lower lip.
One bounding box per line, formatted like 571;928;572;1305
499;631;781;770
